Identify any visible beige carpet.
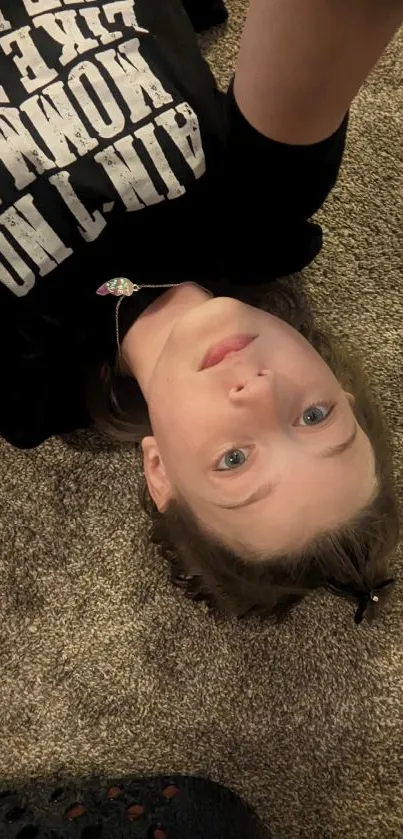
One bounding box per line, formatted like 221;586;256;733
1;5;403;838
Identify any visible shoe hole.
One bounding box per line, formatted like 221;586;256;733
148;826;167;839
65;803;87;820
126;803;145;821
162;785;179;800
106;786;123;800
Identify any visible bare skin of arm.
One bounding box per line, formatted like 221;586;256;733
234;0;403;144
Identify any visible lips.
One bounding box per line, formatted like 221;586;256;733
200;334;256;370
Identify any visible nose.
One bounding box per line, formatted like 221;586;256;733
228;369;276;410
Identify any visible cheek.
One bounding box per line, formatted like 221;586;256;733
149;387;209;450
280;347;330;381
267;328;331;373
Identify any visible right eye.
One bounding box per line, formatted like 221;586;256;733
215;448;250;472
297;403;334;427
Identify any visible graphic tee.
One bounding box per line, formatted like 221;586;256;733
0;0;226;298
0;0;228;446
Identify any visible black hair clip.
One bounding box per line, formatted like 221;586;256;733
326;578;395;624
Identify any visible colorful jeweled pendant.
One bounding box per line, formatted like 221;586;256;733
96;278;138;297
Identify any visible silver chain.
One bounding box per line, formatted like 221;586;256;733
115;281;183;358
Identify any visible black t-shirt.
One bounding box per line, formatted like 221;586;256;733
0;0;229;447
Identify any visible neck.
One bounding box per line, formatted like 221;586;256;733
121;283;212;398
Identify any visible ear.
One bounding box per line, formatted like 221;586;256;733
141;436;173;513
345;391;356;408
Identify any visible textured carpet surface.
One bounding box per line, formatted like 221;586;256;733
1;5;403;839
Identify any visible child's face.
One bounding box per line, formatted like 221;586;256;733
143;297;377;555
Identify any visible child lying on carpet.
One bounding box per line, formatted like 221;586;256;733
0;0;400;621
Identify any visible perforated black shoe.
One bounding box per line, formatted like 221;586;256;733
1;774;270;839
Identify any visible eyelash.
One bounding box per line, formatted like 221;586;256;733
214;446;253;472
294;402;335;427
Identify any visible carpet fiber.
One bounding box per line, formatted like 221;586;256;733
1;5;402;838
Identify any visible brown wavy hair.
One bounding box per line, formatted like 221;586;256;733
86;280;399;622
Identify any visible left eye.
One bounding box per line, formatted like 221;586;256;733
297;404;334;426
215;448;250;471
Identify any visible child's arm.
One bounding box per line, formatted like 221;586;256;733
234;0;403;144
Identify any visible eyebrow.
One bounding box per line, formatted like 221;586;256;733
214;424;359;511
215;480;277;510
